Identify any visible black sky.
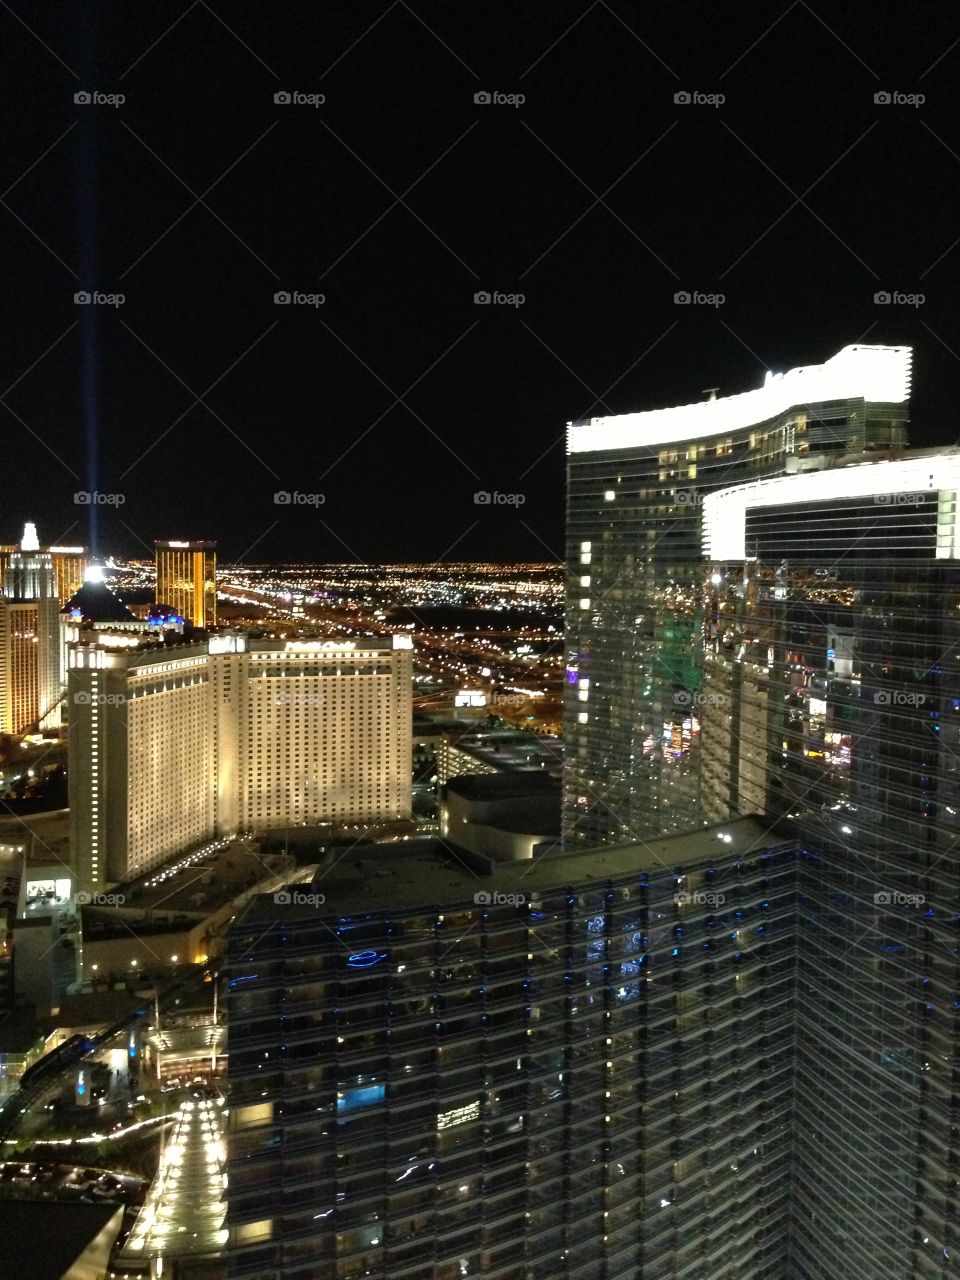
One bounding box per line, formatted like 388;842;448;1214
2;1;960;564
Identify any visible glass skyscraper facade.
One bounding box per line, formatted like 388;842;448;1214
563;345;911;849
700;453;960;1279
155;538;218;628
223;342;957;1279
226;821;799;1280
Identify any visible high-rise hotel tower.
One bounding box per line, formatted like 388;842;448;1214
699;451;960;1280
155;539;217;628
0;523;61;733
227;818;799;1280
563;345;912;848
68;633;413;887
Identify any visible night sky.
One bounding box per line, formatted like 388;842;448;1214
2;1;959;564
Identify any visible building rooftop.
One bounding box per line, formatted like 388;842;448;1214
0;1008;43;1053
116;836;283;911
237;816;788;924
447;729;563;778
703;447;960;560
567;344;911;453
56;990;145;1030
0;809;69;869
0;1199;122;1278
445;772;559;801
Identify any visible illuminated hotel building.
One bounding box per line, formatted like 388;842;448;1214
699;451;960;1280
0;523;60;733
68;634;412;887
48;545;87;606
563;344;912;848
155;539;217;627
226;818;799;1280
0;543;87;606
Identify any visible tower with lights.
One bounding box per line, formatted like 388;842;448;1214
155;539;217;628
0;523;61;733
563;344;912;849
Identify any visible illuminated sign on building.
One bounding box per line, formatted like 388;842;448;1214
284;640;357;652
437;1100;481;1130
455;690;487;708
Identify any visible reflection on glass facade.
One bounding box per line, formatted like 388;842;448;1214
226;822;798;1279
563;346;910;849
701;454;960;1279
155;539;217;627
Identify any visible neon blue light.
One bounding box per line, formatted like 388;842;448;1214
347;950;386;968
337;1084;385;1113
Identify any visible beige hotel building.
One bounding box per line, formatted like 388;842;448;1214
68;633;413;888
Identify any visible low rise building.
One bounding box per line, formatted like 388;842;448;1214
440;772;560;861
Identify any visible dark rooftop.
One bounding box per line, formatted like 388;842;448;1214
237;816;790;924
0;1007;43;1054
0;1199;122;1278
56;990;144;1029
445;772;559;801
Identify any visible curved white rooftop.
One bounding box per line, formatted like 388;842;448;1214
567;344;912;454
703;450;960;561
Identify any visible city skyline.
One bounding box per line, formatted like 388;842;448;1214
4;5;960;1279
2;2;960;564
